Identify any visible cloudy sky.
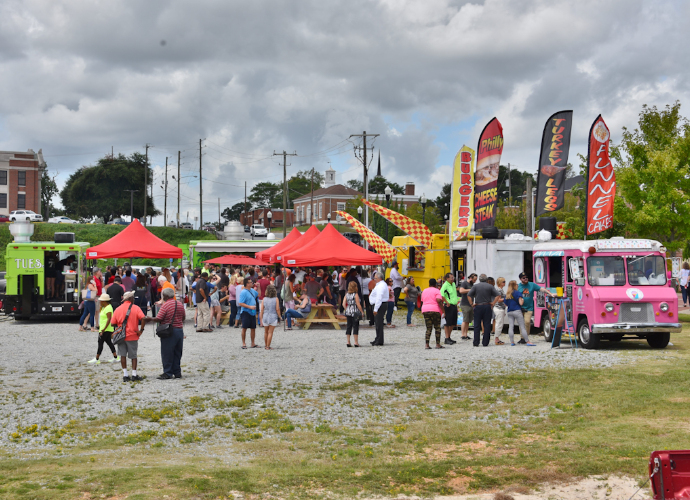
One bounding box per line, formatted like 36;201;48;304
1;0;687;225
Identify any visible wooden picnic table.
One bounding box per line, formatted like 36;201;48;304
296;303;345;330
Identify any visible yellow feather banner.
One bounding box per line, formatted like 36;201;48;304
361;199;433;248
336;211;397;262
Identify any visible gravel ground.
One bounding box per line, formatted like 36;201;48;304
0;308;625;452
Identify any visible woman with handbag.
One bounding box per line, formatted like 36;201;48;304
146;288;186;380
342;281;364;347
79;276;98;332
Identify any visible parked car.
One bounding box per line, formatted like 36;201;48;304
48;216;79;224
202;225;217;233
180;222;194;229
167;221;177;227
0;215;9;223
343;232;362;245
106;218;130;225
244;225;250;232
250;224;268;237
9;210;43;222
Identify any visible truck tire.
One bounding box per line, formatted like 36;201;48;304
542;314;553;343
578;319;600;349
647;332;670;349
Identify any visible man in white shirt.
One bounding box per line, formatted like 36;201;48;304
294;268;306;284
390;263;404;308
369;272;389;346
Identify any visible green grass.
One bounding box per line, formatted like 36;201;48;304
1;331;689;498
0;223;216;271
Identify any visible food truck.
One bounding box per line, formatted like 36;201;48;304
531;238;679;349
389;233;452;292
450;236;680;349
3;228;88;319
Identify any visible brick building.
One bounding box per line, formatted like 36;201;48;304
293;168;422;225
239;208;294;228
0;149;46;216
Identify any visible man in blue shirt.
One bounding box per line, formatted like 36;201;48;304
517;272;554;344
238;278;259;349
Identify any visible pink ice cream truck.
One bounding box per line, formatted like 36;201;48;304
531;238;680;349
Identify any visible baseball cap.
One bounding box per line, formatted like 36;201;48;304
519;272;528;279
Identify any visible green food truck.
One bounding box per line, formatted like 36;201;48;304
3;235;89;319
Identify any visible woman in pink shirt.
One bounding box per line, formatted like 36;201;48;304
421;278;448;349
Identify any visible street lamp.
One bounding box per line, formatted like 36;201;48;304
420;193;427;225
267;210;272;233
357;205;363;222
384;185;392;241
327;212;331;224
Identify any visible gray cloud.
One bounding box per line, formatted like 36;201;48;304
1;0;688;223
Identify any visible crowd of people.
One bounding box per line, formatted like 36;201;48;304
80;261;553;382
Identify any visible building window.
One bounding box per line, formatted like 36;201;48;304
17;193;25;209
0;170;6;185
0;193;6;208
319;202;323;219
313;204;317;219
306;205;311;222
18;171;26;187
337;202;345;211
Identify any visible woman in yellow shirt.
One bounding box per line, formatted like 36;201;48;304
87;293;119;365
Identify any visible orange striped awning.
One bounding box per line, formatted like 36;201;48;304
362;199;432;248
336;211;397;262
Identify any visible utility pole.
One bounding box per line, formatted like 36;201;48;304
507;162;512;206
163;157;168;226
177;151;181;228
526;175;533;237
144;144;150;226
310;168;314;225
273;150;297;237
199;139;203;227
218;197;221;229
349;131;379;228
244;181;247;227
124;190;138;222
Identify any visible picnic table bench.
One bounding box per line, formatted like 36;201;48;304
295;303;347;330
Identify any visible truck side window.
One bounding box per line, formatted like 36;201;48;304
548;257;563;287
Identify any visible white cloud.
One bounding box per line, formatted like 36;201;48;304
0;0;688;224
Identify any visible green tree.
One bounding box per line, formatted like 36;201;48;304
222;202;246;222
435;183;451;220
346;179;363;192
611;101;690;252
41;168;59;220
286;170;324;205
368;176;404;195
497;166;535;205
60;153;159;222
248;181;281;208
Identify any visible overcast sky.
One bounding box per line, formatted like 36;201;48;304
1;0;687;225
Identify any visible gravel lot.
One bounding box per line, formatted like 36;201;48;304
0;309;626;451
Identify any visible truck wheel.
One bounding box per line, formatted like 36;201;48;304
647;332;670;349
578;319;600;349
543;315;553;343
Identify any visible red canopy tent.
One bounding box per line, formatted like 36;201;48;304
281;224;383;267
274;225;320;264
255;227;302;263
86;219;183;260
204;254;266;266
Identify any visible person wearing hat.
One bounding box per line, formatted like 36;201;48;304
87;293;120;364
517;272;554;343
111;291;147;382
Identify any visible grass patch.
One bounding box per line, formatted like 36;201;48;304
2;329;690;498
